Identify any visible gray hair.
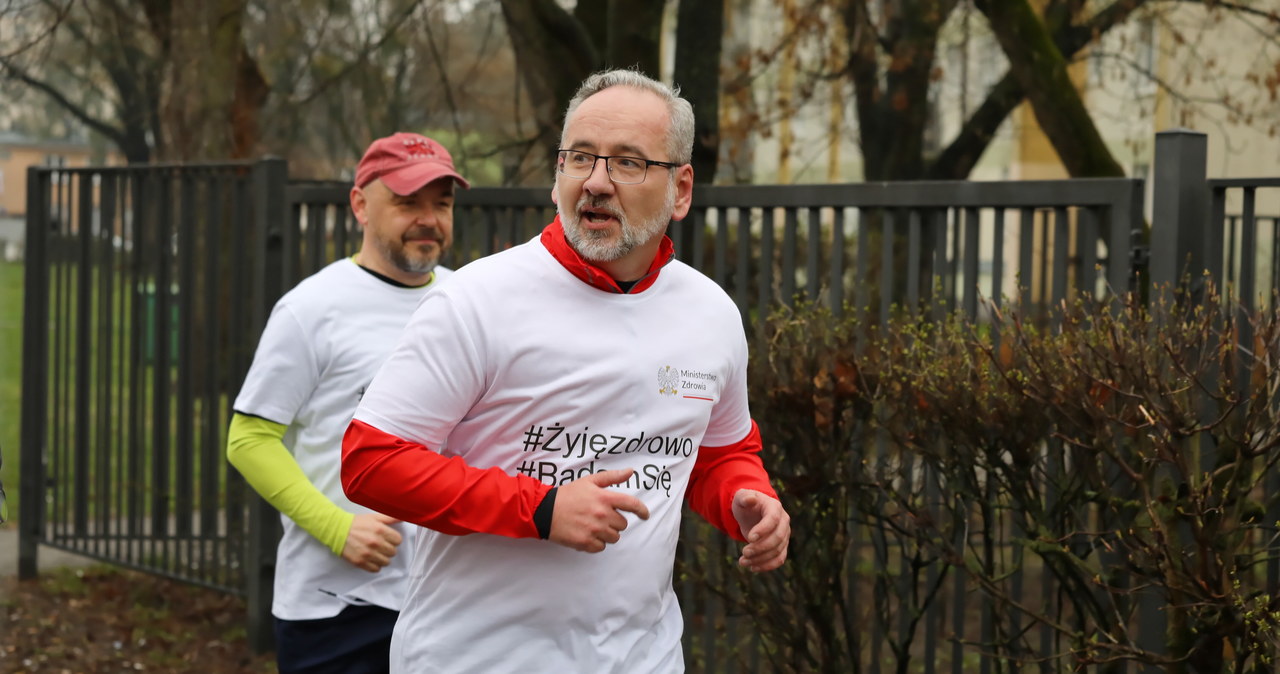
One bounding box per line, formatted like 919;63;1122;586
561;69;695;167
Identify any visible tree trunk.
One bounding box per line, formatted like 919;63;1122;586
845;0;957;181
974;0;1126;178
230;44;269;160
604;0;663;76
498;0;599;154
674;0;724;183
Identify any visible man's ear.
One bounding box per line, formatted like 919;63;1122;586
669;164;695;222
350;185;368;226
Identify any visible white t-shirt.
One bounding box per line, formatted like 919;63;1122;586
234;258;451;620
354;236;753;673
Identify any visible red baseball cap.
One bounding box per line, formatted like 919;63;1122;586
354;132;471;194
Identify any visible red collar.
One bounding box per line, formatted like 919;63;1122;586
539;215;674;294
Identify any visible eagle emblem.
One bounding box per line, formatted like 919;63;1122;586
657;366;680;396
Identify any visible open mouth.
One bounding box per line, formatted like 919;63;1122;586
581;206;620;225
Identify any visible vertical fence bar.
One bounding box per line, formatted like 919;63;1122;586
118;171;136;562
176;171;197;551
950;512;967;674
203;174;226;569
782;208;798;304
962;207;980;319
880;210;894;326
906;210;922;312
1018;208;1034;309
1009;511;1026;673
1272;216;1280;313
1079;207;1098;298
1036;437;1060;671
1229;188;1257;480
1238;188;1258;310
948;209;962;314
127;172;146;564
831;207;846;315
758;207;775;324
1111;181;1143;298
333;203;352;258
923;460;941;674
306;201;326;277
979;487;995;674
734;207;751;320
151;170;173;570
806;206;821;302
931;210;949;321
855;208;871;331
691;211;711;273
990;208;1006;309
1211;188;1229;297
51;169;70;547
74;172;93;540
714;207;729;286
97;171;119;560
869;431;889;673
245;158;290;653
19;167;51;578
280;174;299;288
225;170;255;591
1051;208;1070;311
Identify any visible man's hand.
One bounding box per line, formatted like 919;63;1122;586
732;489;790;572
341;512;403;572
549;469;650;553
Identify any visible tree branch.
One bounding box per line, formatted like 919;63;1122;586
0;60;126;146
1;0;74;59
422;11;467;164
293;0;426;106
931;0;1152;179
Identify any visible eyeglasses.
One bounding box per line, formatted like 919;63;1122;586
556;149;682;185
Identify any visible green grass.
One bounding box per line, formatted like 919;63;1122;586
0;258;244;534
0;261;21;524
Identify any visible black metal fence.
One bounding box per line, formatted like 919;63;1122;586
18;161;289;641
18;130;1279;670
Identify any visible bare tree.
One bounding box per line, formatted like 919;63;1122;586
496;0;691;176
0;0;268;162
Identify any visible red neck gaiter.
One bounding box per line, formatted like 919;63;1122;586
538;215;674;294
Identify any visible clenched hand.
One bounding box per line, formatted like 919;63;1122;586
342;512;403;572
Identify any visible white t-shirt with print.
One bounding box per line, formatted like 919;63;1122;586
354;236;753;673
235;258;451;620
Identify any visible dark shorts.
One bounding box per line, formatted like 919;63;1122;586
274;604;399;674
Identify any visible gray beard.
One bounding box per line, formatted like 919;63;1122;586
559;185;676;263
389;246;439;275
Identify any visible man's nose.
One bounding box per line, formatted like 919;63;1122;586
415;207;440;226
582;157;615;194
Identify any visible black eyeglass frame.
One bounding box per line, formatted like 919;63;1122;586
555;149;683;185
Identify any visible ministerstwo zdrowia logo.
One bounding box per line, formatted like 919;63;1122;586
657;365;680;396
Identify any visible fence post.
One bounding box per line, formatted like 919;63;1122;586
1143;129;1218;672
244;157;288;654
18;166;50;579
1149;129;1214;298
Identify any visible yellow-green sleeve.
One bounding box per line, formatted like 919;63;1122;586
226;413;354;556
